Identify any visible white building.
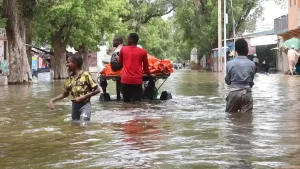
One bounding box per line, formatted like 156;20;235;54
190;47;198;63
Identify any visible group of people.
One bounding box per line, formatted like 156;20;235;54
226;42;300;112
48;33;153;121
46;35;259;122
253;54;270;74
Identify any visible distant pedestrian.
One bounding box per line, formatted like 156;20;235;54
253;54;259;73
253;54;259;63
262;56;269;74
287;45;300;75
225;38;256;113
295;59;300;74
207;59;211;68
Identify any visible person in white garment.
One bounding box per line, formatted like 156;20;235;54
253;53;259;73
287;45;300;75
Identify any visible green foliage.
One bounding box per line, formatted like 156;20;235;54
27;0;178;60
120;0;175;31
32;0;126;50
138;18;174;59
174;0;218;58
106;0;177;59
0;18;6;27
21;0;278;62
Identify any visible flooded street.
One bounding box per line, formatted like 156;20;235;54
1;70;300;168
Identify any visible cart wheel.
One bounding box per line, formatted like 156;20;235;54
99;93;111;101
160;91;172;100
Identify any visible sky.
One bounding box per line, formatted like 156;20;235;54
255;0;288;32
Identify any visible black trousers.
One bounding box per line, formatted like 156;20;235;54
71;102;91;121
122;83;143;103
262;64;269;73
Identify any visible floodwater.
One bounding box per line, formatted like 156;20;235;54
1;70;300;169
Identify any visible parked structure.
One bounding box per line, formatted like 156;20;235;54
274;0;300;73
243;30;278;72
209;31;277;72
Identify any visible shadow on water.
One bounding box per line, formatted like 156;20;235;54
1;71;300;168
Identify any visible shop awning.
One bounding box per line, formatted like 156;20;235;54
250;35;278;46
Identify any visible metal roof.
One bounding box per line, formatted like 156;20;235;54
242;29;274;38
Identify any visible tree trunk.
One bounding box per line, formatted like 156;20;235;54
78;44;89;71
25;20;32;69
53;31;68;79
3;0;31;84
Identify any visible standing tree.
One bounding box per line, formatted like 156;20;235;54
120;0;176;32
2;0;32;84
69;0;126;71
22;0;38;69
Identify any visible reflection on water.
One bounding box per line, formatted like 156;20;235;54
1;71;300;168
225;113;254;168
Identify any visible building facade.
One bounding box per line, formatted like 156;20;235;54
274;0;300;73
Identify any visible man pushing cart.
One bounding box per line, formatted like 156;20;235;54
98;33;173;102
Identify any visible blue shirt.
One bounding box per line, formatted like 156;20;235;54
225;56;256;91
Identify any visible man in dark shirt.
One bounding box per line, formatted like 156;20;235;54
262;56;270;74
119;33;152;103
225;38;256;113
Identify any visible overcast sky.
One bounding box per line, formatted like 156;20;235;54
255;0;288;32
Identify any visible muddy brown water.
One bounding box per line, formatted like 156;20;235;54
1;70;300;169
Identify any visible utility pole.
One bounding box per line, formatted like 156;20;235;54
224;0;227;72
218;0;222;72
230;0;235;56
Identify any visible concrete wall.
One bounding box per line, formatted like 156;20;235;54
88;52;97;67
201;55;206;68
277;37;284;72
87;52;98;73
288;0;300;30
276;51;283;71
0;75;7;85
190;48;198;63
245;38;256;55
